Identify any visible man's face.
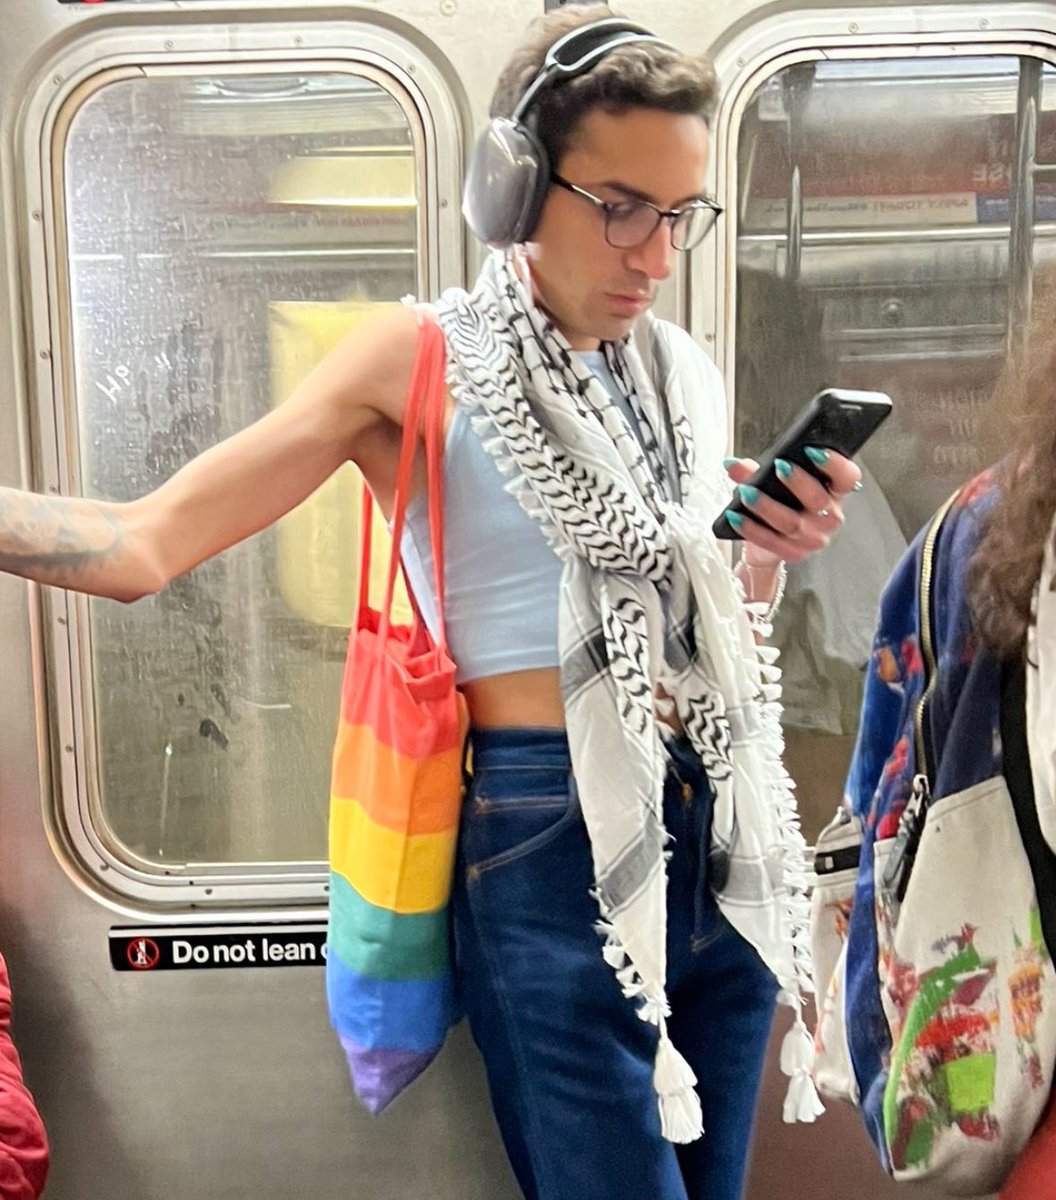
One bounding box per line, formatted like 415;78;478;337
525;105;711;350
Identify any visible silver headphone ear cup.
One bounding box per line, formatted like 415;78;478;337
462;117;550;248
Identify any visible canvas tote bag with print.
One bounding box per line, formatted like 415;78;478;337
326;313;468;1115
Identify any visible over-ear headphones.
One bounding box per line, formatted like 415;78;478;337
462;17;663;249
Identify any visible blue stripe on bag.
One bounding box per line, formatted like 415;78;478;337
326;951;455;1051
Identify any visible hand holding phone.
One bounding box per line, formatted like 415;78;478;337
712;388;892;541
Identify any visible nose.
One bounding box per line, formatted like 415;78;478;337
624;218;675;282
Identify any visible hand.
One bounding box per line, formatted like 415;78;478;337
722;449;862;569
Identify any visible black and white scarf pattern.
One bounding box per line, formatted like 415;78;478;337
432;252;821;1140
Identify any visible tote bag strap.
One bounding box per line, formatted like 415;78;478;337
357;313;450;649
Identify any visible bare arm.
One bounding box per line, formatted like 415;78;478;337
0;306;421;602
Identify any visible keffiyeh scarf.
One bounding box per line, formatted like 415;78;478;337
432;251;820;1140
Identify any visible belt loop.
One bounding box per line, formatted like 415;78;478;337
461;732;473;796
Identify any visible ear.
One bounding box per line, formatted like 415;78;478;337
463;118;551;248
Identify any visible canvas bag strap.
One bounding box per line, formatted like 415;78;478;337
421;322;450;644
357;314;449;647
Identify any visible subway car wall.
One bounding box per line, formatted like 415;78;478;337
0;0;1051;1196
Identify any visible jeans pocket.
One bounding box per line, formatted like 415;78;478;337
463;766;582;878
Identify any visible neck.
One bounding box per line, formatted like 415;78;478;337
518;251;602;352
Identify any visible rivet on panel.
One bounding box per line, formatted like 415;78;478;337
57;616;66;626
848;22;860;34
980;18;990;29
64;744;73;753
31;211;41;222
53;76;63;87
440;0;457;16
39;349;51;360
163;40;174;51
294;35;304;46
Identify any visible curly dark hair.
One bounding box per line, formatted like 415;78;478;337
969;278;1056;659
489;4;717;171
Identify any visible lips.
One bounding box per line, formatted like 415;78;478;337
606;293;651;317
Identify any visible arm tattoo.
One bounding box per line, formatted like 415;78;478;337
0;487;125;584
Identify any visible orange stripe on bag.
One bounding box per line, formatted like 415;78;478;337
330;721;463;835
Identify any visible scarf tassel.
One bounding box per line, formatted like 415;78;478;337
654;1028;704;1143
779;1018;825;1124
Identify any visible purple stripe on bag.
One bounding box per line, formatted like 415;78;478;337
338;1037;440;1114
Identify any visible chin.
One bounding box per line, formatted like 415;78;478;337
602;315;641;343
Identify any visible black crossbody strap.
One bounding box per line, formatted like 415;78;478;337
1001;656;1056;958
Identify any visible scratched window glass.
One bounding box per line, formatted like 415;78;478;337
733;55;1054;841
63;71;420;865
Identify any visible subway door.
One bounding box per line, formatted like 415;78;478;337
0;2;530;1198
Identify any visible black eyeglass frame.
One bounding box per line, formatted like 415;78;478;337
550;173;723;251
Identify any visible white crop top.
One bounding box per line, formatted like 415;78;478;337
400;351;632;685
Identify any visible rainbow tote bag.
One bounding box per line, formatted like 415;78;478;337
326;314;468;1114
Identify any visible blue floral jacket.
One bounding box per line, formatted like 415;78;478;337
842;470;1002;1160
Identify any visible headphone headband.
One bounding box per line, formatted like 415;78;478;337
511;18;664;124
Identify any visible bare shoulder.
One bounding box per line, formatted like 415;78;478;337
295;303;425;453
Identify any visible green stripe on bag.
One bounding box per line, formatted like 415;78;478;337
328;873;451;981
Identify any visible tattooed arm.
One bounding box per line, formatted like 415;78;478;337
0;306;422;602
0;490;150;601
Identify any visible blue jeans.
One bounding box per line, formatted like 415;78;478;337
452;727;778;1200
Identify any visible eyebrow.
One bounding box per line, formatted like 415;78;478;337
591;179;708;207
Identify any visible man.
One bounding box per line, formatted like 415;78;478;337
0;7;859;1198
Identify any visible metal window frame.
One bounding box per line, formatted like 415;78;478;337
16;17;464;912
696;4;1056;417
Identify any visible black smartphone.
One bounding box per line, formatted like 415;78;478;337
712;388;893;541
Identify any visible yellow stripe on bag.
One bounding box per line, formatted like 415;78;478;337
329;797;457;914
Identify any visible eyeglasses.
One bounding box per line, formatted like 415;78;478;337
550;173;722;251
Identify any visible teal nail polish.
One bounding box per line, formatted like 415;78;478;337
805;446;830;465
738;484;761;507
775;458;793;480
723;457;740;470
726;510;744;530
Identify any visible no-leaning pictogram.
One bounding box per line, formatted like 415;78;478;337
126;937;160;970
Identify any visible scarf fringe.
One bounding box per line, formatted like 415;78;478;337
780;1020;825;1122
756;668;824;1126
596;914;702;1139
655;1025;704;1143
